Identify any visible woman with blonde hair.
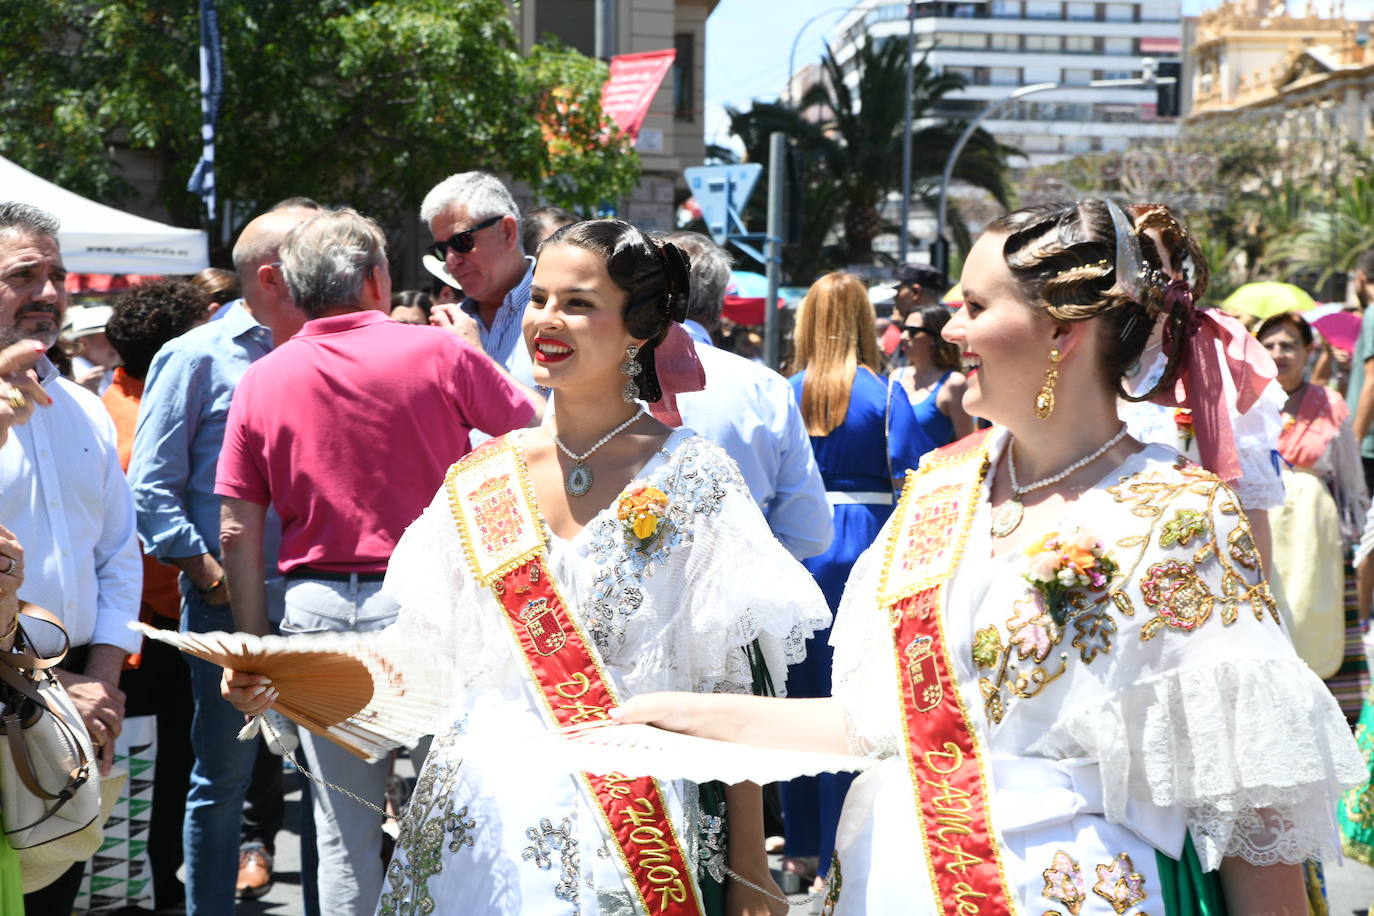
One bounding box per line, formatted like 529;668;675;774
777;271;931;891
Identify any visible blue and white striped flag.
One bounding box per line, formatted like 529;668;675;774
186;0;223;222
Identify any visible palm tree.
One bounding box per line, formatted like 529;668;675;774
796;38;1014;265
1270;173;1374;287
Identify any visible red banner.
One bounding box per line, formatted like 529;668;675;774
601;49;676;139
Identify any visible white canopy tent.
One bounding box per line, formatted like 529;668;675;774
0;155;208;274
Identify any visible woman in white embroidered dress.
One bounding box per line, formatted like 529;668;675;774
615;200;1365;914
227;220;829;916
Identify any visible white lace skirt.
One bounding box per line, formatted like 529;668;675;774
829;756;1182;916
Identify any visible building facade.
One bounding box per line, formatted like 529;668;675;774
509;0;715;231
825;0;1183;169
1185;0;1374;151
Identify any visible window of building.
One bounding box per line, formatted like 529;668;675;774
1023;134;1061;152
1025;1;1062;18
1066;2;1096;20
1064;135;1092;153
1104;3;1136;21
1064;35;1094;53
1024;65;1060;83
990;0;1022;16
673;33;694;122
1103;36;1134;54
950;32;989;49
1063;68;1093;85
1025;34;1061;52
990;67;1021;85
990;33;1020;51
945;66;978;83
1100;69;1134;80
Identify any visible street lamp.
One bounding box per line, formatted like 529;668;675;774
786;4;866;108
932;69;1176;278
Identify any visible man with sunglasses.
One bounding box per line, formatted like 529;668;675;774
879;262;947;365
419;172;538;395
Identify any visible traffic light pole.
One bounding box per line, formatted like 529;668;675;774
765;132;785;370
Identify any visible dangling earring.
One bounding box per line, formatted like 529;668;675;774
621;344;642;402
1034;348;1062;420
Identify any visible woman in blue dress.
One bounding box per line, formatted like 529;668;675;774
780;272;932;891
892;303;975;448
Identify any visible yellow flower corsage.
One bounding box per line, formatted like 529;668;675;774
617;484;669;548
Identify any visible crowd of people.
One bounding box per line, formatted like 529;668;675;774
1;177;1373;916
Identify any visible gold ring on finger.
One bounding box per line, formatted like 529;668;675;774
1;385;26;411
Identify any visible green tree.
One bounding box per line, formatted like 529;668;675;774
798;39;1014;265
0;0;637;238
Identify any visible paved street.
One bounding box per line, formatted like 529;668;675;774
231;762;1374;916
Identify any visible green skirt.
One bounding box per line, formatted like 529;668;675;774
0;824;23;916
1338;688;1374;865
1155;834;1226;916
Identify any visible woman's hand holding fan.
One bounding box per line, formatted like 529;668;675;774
221;669;278;717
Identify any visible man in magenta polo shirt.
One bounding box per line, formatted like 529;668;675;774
214;208;532;915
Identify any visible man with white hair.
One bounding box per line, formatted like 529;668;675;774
216;207;533;915
420;170;538;388
0;201;142;912
662;230;831;561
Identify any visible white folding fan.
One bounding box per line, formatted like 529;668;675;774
130;623;445;762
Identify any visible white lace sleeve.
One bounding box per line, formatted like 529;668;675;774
1229;381;1286;511
828;537;901;759
679;440;832;698
1036;474;1364;870
378;485;510;733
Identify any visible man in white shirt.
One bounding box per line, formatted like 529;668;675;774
662;231;832;560
0;201;142;911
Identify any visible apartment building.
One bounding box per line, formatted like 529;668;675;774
825;0;1184;169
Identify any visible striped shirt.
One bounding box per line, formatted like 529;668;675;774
459;257;535;390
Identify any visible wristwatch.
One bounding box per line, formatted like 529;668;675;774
198;577;225;597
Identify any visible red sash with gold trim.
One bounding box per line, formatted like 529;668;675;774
877;430;1017;914
445;440;705;916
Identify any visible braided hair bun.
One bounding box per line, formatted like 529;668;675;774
985;199;1208;400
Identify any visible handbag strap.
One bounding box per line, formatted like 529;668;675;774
0;605;70;672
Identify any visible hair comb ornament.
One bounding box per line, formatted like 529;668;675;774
1105;199;1145;302
1053;258;1109;280
658;242;691;324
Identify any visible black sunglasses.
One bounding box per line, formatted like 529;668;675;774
901;325;934;337
427;215;502;259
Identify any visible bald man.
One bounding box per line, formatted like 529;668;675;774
129;200;319;916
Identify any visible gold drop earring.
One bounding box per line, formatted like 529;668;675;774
1034;348;1061;420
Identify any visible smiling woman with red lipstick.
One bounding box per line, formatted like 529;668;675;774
231;219;831;916
613;201;1364;916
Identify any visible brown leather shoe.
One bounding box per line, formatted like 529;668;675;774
236;844;273;899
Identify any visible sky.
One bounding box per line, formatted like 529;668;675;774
704;0;1374;150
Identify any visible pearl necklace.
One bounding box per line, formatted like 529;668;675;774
552;406;646;496
990;425;1130;538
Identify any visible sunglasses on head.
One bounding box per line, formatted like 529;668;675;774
427;215;502;259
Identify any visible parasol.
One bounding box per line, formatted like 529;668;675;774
1311;310;1362;355
1221;281;1317;320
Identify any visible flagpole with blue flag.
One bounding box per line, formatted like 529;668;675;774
187;0;223;223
